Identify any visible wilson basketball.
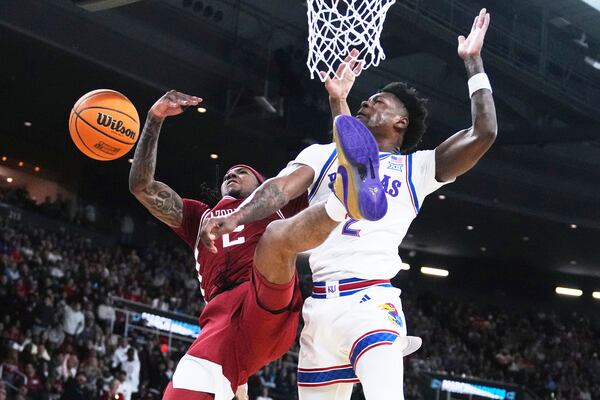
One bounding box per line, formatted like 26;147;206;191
68;89;140;161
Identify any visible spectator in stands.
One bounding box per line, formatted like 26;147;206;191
60;371;91;400
120;347;140;398
112;337;129;369
24;362;43;395
100;378;125;400
4;260;20;282
116;370;133;400
32;295;55;335
97;296;116;329
62;301;84;337
47;320;66;348
256;387;273;400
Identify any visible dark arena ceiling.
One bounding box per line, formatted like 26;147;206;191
1;0;599;286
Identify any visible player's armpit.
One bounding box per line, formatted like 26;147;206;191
132;180;183;228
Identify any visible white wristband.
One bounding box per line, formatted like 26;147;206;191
468;73;492;98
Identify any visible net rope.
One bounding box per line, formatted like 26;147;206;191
306;0;396;81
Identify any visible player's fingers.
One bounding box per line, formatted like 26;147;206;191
481;13;490;34
477;8;486;29
352;60;364;75
319;70;329;83
458;35;466;45
343;48;357;63
212;224;230;238
172;95;192;106
471;16;477;32
180;93;202;104
200;220;217;247
335;61;347;78
346;49;359;70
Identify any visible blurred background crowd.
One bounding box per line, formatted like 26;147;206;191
0;190;598;400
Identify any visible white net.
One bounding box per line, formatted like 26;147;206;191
306;0;396;81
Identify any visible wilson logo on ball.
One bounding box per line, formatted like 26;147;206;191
69;89;140;161
96;112;137;139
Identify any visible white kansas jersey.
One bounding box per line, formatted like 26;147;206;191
283;143;452;282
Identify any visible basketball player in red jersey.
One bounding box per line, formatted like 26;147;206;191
128;91;384;400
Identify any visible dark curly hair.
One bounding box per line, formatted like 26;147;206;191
380;82;428;154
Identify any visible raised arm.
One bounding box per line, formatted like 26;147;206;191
435;9;498;183
321;49;363;120
199;165;314;252
128;90;201;228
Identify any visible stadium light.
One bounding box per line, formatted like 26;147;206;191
197;107;207;113
210;153;219;160
6;177;13;183
593;292;600;299
585;56;600;70
400;262;410;271
420;266;449;277
555;287;582;297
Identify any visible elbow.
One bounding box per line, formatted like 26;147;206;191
128;179;147;196
128;179;140;195
473;123;497;146
482;127;498;145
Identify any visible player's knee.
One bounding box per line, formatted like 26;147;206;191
261;220;290;249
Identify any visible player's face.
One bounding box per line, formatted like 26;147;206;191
221;167;260;199
356;92;409;134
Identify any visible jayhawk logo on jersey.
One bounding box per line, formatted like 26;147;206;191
379;303;404;327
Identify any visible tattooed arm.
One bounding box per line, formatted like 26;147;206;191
199;166;314;252
435;9;497;182
128;90;201;228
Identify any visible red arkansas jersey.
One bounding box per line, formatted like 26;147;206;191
172;194;307;302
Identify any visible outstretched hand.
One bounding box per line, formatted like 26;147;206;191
320;48;364;100
149;90;202;119
199;214;240;254
458;8;490;60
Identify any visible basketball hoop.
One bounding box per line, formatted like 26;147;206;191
306;0;396;81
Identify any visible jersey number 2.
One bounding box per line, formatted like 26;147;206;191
223;225;246;248
342;218;360;237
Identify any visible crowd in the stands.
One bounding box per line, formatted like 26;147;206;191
0;191;598;400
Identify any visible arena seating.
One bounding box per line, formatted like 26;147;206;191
0;193;598;400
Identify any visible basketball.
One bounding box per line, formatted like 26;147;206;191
68;89;140;161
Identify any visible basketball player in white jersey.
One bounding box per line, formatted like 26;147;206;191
201;8;496;399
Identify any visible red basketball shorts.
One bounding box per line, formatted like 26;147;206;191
163;267;302;400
